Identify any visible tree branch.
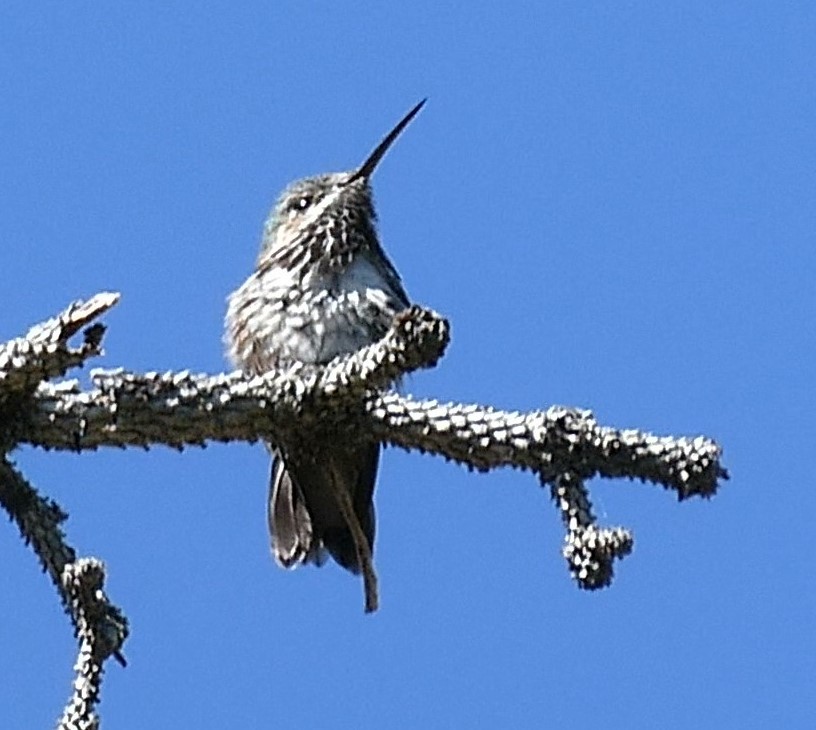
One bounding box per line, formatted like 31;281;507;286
57;558;127;730
0;293;729;723
22;365;726;504
0;459;127;729
21;303;451;451
367;394;725;500
0;292;117;397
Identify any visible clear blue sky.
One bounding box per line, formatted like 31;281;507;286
1;2;813;728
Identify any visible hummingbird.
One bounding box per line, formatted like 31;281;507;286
225;100;425;575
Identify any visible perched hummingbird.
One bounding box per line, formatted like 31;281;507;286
225;100;425;574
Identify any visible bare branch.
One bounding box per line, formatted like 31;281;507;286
0;293;118;397
0;291;729;721
0;457;75;587
57;558;127;730
8;296;726;593
329;479;379;613
550;472;633;589
0;458;128;716
21;359;726;506
21;304;451;451
367;395;725;500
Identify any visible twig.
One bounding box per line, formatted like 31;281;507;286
0;292;118;397
328;477;379;613
0;459;128;661
57;558;127;730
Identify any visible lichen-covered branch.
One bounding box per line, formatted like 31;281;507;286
15;300;725;597
22;370;726;499
0;459;128;729
550;472;634;589
21;303;451;452
57;558;128;730
0;292;729;724
0;457;74;585
367;395;725;500
0;296;128;728
0;292;117;398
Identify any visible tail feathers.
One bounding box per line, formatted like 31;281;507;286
267;443;379;574
268;452;325;568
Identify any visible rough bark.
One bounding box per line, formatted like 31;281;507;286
0;293;728;728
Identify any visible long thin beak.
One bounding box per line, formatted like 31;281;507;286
346;99;427;184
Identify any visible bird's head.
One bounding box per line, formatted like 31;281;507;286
259;99;426;266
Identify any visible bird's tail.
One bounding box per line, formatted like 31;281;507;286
268;442;379;574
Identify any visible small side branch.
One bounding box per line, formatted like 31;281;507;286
318;304;450;398
57;558;127;730
0;292;118;397
550;472;633;589
0;457;75;585
0;459;128;663
0;297;127;727
328;479;379;613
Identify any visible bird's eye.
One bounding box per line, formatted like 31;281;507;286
286;195;312;218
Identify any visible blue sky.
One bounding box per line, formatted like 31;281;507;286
1;2;814;728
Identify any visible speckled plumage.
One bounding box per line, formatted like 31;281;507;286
225;101;424;573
